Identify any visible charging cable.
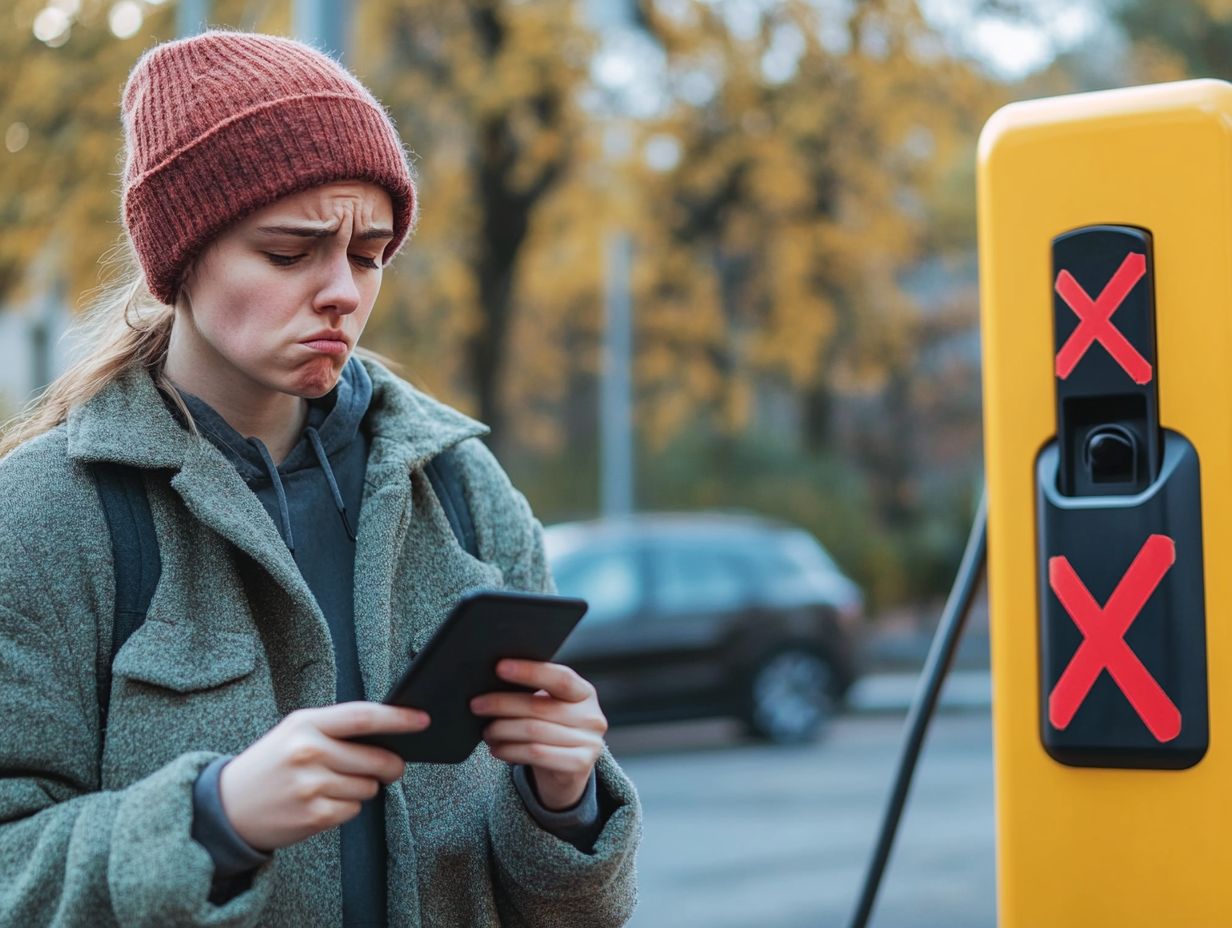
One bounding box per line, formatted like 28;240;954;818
846;488;988;928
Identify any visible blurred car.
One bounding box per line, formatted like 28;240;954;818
543;512;864;743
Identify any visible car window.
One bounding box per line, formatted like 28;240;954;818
778;530;842;575
551;550;642;625
652;544;749;615
719;529;853;608
738;539;795;586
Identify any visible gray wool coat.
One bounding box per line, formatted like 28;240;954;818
0;357;640;927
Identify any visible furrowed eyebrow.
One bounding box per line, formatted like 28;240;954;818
256;225;332;238
256;224;395;241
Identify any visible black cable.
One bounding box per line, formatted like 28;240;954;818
846;488;988;928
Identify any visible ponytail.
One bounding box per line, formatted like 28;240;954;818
0;244;193;459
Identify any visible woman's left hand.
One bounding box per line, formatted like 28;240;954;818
470;659;608;810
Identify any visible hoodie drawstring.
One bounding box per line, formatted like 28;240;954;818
248;436;296;555
305;426;359;542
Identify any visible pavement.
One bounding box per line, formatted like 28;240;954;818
846;594;992;714
610;711;997;928
847;667;991;714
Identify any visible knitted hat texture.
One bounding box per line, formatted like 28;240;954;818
121;30;416;305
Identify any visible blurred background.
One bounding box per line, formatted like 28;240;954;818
1;0;1221;924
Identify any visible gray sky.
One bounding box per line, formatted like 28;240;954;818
919;0;1104;79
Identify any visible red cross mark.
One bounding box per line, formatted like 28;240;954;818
1048;534;1181;742
1055;252;1153;384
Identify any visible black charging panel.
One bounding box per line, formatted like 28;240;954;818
1036;431;1207;769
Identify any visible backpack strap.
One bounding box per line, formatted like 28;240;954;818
424;446;478;559
91;462;161;737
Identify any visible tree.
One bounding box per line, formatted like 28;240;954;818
623;0;999;518
1108;0;1232;81
354;0;599;450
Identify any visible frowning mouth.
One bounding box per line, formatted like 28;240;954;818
300;339;349;356
300;330;351;356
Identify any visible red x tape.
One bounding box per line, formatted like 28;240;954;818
1055;252;1152;384
1048;534;1181;742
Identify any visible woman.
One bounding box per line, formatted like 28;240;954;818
0;30;640;928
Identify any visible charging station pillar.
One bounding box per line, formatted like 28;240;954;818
979;80;1232;926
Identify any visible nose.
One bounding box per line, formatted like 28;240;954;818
311;249;360;317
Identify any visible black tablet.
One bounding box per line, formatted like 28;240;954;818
353;589;588;763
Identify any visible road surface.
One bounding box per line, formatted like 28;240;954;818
607;707;996;928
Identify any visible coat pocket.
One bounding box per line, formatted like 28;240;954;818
112;619;256;692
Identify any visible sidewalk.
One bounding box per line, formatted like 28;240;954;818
847;596;992;713
847;668;991;713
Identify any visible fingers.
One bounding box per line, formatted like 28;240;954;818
284;703;423;784
485;741;598;776
273;727;405;784
470;691;607;734
315;737;407;784
222;703;419;851
319;772;384;803
491;660;596;703
482;717;606;750
299;702;429;739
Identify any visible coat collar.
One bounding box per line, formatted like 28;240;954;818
65;356;490;472
360;357;491;477
65;363;189;469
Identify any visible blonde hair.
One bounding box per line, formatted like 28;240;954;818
0;243;193;459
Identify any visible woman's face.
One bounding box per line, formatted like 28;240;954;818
176;180;394;400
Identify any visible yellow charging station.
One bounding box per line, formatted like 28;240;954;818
980;80;1232;926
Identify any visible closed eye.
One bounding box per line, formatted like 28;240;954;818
263;253;380;270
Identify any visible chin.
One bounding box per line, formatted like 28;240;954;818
289;359;346;399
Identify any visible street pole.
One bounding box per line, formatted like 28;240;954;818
293;0;351;62
177;0;208;37
585;0;640;520
28;281;58;398
601;232;634;518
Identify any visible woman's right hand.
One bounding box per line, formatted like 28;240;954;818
218;702;429;851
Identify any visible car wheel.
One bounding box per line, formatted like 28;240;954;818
744;648;836;744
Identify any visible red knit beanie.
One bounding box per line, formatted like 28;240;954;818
120;30;416;305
